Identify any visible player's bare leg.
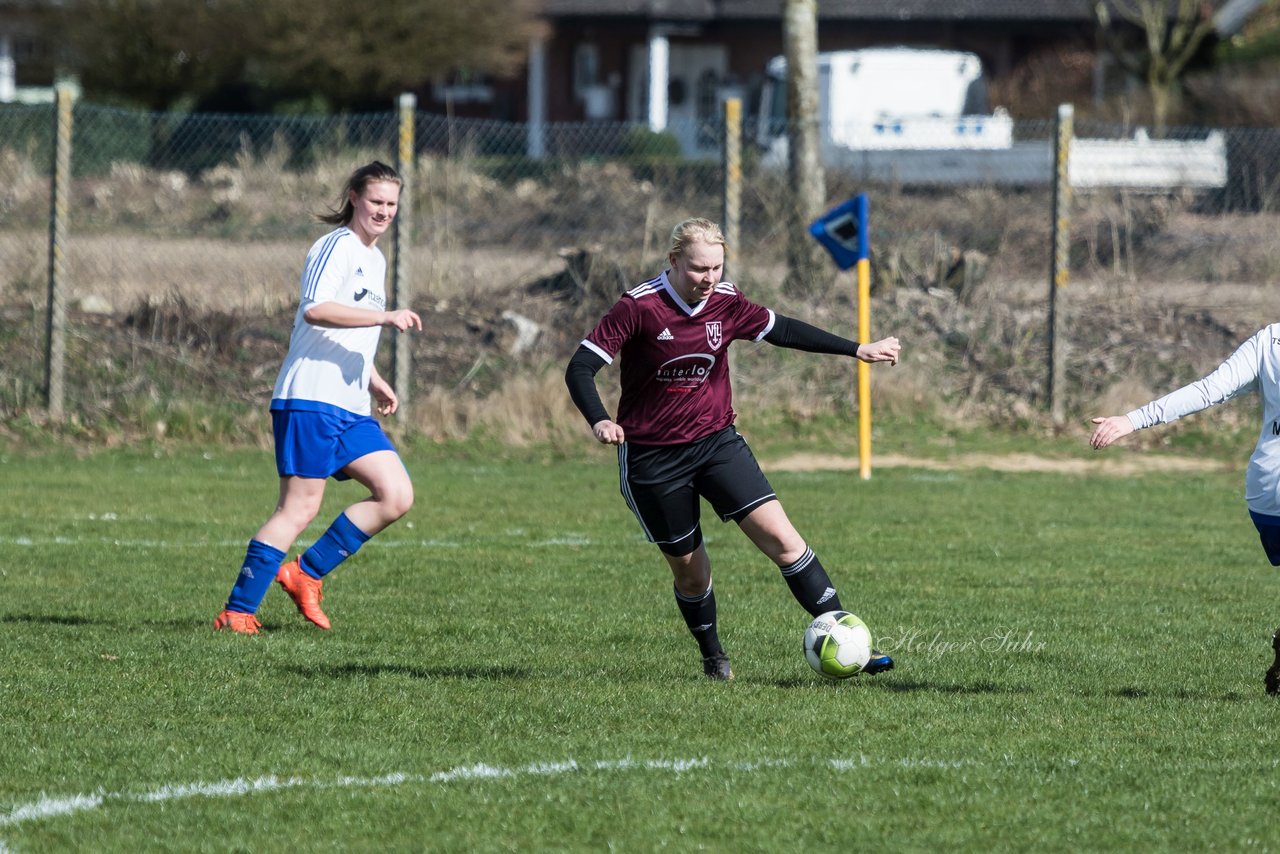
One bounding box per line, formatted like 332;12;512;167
215;476;327;633
278;451;415;630
340;450;415;536
256;476;328;551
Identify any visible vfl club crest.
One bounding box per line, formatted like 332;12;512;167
705;321;723;351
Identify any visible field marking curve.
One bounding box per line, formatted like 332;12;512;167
0;536;596;550
0;754;946;838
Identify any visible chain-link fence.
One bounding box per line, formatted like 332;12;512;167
7;100;1279;309
3;94;1279;436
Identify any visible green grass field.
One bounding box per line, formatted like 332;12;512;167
2;445;1279;851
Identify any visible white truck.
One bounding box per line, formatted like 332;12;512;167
757;48;1014;164
757;46;1226;190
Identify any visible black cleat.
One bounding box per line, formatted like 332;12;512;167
863;649;895;675
1266;630;1280;696
702;653;734;681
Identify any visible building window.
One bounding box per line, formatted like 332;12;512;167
695;68;720;149
573;43;599;100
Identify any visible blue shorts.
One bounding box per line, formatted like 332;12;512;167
272;408;396;480
1250;510;1280;567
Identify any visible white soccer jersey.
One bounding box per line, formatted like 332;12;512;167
1127;324;1280;515
271;227;388;416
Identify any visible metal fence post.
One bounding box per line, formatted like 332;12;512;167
721;96;741;279
392;92;415;421
45;83;74;419
1048;103;1073;426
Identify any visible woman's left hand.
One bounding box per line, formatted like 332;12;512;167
1089;415;1133;449
857;336;901;365
371;374;399;416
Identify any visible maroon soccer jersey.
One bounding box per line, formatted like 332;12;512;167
581;271;775;445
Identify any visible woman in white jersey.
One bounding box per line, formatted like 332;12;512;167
214;161;422;635
566;218;901;680
1089;324;1280;694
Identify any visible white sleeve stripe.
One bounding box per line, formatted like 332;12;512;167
627;277;662;298
581;339;613;364
755;309;776;342
302;231;346;300
304;231;345;298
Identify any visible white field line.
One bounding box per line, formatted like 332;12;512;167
0;755;938;833
0;536;595;549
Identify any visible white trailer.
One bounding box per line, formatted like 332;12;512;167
758;47;1227;190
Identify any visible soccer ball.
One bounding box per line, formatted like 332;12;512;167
803;610;872;679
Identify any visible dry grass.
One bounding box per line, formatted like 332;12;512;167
5;147;1280;449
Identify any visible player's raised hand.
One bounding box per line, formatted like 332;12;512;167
1089;415;1134;450
382;309;423;333
857;336;901;365
592;419;625;445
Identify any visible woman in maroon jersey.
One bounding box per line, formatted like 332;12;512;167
566;217;901;680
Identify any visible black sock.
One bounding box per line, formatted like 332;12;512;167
780;547;842;616
674;582;724;658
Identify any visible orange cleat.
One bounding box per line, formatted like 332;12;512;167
213;609;262;635
276;559;331;630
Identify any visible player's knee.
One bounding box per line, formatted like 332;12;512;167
673;573;710;598
669;555;710;596
385;481;414;520
775;540;809;567
367;474;413;522
278;501;323;533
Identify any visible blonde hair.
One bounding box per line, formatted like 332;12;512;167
667;217;727;259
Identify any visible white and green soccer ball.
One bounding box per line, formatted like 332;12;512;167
803;610;872;679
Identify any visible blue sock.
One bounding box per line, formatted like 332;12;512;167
300;513;371;579
225;539;286;614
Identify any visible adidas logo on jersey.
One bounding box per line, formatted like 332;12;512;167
657;328;674;340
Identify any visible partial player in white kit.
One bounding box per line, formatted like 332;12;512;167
213;161;422;635
1089;324;1280;694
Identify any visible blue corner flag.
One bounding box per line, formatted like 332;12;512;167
808;193;869;270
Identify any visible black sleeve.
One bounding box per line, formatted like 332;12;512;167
564;345;612;427
763;314;860;357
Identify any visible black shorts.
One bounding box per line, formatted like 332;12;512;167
619;426;777;553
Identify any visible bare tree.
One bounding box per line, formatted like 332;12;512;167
1093;0;1218;134
782;0;829;296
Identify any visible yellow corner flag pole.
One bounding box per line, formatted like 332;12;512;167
854;193;871;480
808;193;873;479
857;253;871;480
